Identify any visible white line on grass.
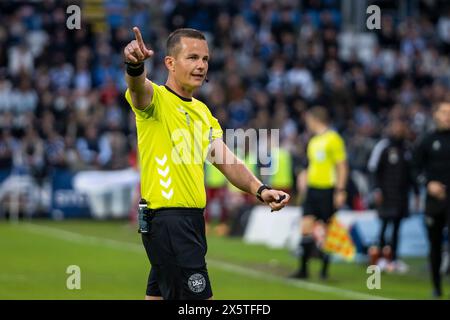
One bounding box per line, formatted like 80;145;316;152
205;259;390;300
22;223;390;300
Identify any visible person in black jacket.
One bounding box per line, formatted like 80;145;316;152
368;118;419;270
412;101;450;298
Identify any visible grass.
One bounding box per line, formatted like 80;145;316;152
0;219;447;300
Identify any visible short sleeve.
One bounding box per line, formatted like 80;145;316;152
206;109;223;140
125;82;160;120
330;133;347;163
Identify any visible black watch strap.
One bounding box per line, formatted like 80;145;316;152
256;184;272;202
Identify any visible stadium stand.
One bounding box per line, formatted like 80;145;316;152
0;0;449;224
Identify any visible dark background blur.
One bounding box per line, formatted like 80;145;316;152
0;0;449;219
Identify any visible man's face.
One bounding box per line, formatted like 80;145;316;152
434;103;450;130
170;37;209;90
388;120;406;139
305;113;317;133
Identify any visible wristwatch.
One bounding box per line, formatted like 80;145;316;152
256;184;272;202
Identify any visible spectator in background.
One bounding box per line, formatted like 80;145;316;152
0;129;16;182
8;40;34;77
286;60;316;100
76;126;112;170
107;130;129;170
41;111;67;170
105;0;128;31
367;117;419;273
0;75;13;113
74;59;93;93
13;126;45;184
11;76;37;114
436;8;450;53
64;134;83;172
49;53;74;91
45;129;67;169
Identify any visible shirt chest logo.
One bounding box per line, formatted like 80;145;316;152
177;106;190;126
314;149;326;162
432;140;441;151
388;148;399;164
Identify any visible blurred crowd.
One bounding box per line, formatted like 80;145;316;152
0;0;450;208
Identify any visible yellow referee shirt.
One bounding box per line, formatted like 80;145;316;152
306;130;346;189
125;83;223;209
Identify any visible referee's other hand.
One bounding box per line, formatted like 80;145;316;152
124;27;154;64
260;189;290;212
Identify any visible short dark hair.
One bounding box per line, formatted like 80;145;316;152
307;106;330;124
166;28;206;56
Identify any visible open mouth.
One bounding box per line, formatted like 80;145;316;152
192;74;204;80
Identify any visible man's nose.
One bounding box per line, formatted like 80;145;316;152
196;61;207;70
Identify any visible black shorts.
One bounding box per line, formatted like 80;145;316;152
141;208;212;300
302;187;335;223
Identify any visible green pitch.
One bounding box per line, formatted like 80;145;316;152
0;220;445;300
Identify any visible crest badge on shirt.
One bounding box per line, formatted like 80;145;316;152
177;106;190;126
432;140;441;151
315;150;326;162
388;149;399;164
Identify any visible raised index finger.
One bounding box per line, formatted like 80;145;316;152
133;27;144;46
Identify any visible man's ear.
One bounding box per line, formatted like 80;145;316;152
164;56;175;73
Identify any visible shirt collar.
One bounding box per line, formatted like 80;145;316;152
164;85;192;102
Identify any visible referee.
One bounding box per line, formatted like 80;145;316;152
291;106;348;279
412;101;450;298
123;27;290;300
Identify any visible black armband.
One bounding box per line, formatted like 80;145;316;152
125;62;144;77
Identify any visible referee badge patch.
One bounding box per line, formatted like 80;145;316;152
188;273;206;293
